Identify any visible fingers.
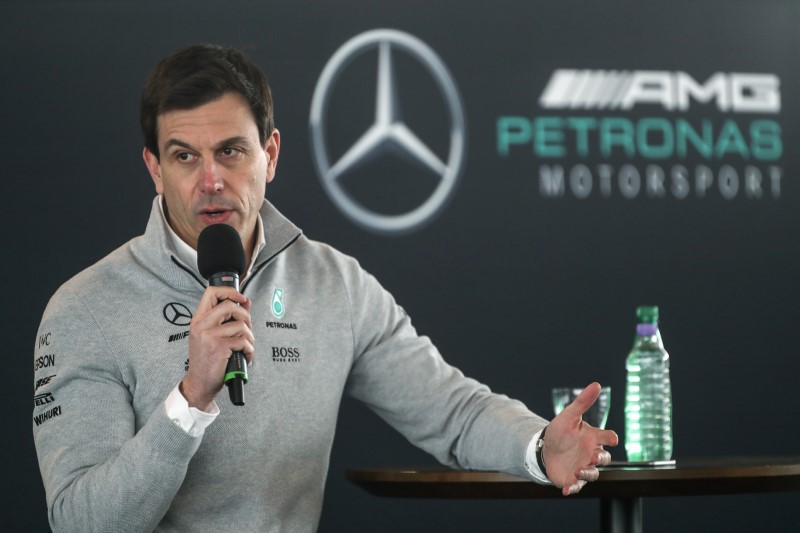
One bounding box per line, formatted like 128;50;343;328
196;286;251;316
193;287;253;329
551;421;618;496
215;321;255;359
191;297;255;360
577;466;600;482
562;462;602;496
599;429;620;447
562;479;587;496
593;449;613;466
215;320;255;344
184;286;255;405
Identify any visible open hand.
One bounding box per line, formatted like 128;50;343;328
543;382;619;495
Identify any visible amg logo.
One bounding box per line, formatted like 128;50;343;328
168;331;190;343
539;70;780;113
35;375;56;391
34;392;55;407
33;405;62;426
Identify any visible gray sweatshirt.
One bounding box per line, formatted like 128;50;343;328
33;197;547;532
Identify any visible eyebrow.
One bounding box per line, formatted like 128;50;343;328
163;138;194;152
163;136;254;153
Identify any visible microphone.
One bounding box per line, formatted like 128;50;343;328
197;224;248;406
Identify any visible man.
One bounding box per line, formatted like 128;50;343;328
33;44;617;531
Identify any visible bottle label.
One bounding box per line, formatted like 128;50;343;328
636;323;657;336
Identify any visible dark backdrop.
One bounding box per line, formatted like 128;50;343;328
4;1;798;531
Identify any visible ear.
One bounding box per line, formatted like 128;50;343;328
264;129;281;184
142;147;164;194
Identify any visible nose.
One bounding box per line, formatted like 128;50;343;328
199;159;223;193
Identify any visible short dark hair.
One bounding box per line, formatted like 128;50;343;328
140;44;274;159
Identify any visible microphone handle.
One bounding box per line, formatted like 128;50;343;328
208;271;248;406
225;351;248;406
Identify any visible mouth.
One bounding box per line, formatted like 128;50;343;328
199;207;234;224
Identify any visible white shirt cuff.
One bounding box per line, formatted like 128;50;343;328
165;383;220;437
524;429;553;485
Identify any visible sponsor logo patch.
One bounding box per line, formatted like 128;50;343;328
34;354;55;373
35;375;56;392
271;288;286;319
163;302;193;326
33;405;62;427
169;331;190;343
265;321;298;330
272;346;301;363
34;392;56;407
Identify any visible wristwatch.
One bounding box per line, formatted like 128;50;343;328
535;425;548;477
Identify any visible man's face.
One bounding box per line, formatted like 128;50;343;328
143;92;279;256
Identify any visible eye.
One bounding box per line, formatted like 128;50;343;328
220;147;242;158
176;152;197;163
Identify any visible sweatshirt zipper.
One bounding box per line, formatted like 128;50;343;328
169;232;302;294
241;233;302;293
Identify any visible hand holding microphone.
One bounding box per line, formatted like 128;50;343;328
183;224;252;408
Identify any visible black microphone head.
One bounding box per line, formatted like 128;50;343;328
197;224;246;279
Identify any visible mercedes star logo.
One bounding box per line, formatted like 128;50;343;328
163;302;193;326
310;29;466;235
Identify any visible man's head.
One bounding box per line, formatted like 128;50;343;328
141;44;274;161
140;44;280;261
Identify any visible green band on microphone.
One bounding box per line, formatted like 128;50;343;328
224;370;248;384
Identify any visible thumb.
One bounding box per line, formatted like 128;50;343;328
562;382;601;419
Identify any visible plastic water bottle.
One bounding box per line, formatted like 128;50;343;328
624;305;673;462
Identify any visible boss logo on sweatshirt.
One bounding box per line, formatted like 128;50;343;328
272;346;301;363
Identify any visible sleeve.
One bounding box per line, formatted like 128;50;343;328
32;288;202;532
338;256;549;479
164;383;220;438
524;429;552;484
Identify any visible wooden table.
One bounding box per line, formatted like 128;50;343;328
347;457;800;533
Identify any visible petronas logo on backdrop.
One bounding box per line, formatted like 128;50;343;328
271;288;286;319
497;69;784;201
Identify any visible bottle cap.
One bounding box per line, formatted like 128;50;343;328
636;306;659;324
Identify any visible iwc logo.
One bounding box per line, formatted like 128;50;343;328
310;29;466;235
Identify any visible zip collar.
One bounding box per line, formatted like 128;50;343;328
130;196;303;293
